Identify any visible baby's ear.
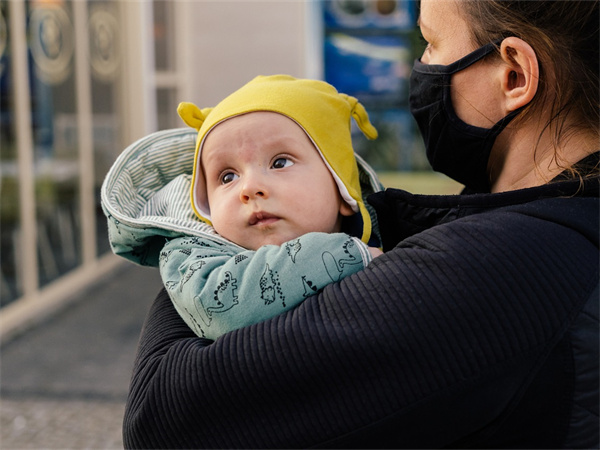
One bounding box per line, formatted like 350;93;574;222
177;102;213;130
339;199;355;217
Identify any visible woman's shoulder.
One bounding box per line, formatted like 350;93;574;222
370;177;598;251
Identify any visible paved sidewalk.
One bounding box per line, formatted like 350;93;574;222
0;263;163;449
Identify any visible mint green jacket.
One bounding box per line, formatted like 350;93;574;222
101;128;383;340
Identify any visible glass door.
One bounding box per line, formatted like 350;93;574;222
0;0;151;310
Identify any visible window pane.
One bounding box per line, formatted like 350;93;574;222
89;0;122;256
0;1;23;305
153;0;175;71
28;1;81;286
156;87;178;130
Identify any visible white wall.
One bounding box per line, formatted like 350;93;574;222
185;1;313;107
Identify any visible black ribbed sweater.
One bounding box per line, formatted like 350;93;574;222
123;175;599;449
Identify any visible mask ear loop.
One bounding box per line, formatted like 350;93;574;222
414;39;504;75
340;94;378;140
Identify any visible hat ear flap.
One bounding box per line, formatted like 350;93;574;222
177;102;213;130
340;94;378;140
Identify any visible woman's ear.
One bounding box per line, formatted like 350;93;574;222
499;37;539;112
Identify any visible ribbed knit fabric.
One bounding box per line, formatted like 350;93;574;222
123;176;599;449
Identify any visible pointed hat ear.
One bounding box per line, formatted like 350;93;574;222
177;102;213;131
340;94;378;140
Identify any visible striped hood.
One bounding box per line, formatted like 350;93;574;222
100;127;383;267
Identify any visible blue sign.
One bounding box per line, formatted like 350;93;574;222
325;33;411;101
324;0;415;30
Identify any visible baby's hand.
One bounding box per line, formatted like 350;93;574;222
368;247;383;259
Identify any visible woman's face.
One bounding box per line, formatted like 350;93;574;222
418;0;505;128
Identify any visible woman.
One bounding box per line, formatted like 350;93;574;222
122;0;598;448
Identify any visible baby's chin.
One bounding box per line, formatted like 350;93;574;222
247;236;288;250
242;231;300;250
219;225;307;250
215;228;286;250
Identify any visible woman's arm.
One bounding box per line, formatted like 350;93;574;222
124;213;597;449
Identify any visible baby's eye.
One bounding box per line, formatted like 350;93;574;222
220;172;239;184
272;157;294;169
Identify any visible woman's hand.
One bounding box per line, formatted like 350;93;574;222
368;246;383;259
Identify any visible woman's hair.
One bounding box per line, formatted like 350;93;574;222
462;0;599;178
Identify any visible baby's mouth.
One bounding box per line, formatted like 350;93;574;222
248;211;280;226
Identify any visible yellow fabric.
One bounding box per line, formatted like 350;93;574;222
178;74;378;244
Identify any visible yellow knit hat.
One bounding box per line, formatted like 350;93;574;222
178;74;378;244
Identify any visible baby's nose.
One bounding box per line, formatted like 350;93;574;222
240;175;268;202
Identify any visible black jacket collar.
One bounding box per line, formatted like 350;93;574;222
368;157;599;251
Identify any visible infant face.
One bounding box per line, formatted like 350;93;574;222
201;111;353;250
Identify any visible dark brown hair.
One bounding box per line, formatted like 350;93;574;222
462;0;599;177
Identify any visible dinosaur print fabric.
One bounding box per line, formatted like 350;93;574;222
160;232;371;339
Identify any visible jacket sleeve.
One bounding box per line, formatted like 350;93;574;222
123;213;598;449
160;232;371;340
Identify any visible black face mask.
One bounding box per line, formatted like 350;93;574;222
409;41;521;191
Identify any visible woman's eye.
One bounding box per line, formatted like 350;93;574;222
272;157;294;169
221;172;238;184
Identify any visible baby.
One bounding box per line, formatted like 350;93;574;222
160;75;382;339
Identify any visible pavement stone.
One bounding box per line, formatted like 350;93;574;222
1;399;124;449
0;263;163;449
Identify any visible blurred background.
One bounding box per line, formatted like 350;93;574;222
0;1;461;446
